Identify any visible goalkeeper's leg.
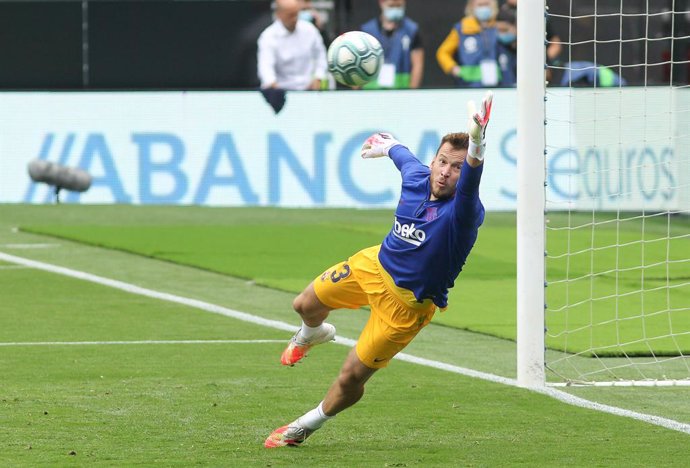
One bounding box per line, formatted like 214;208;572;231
281;257;369;366
281;283;336;366
266;348;377;448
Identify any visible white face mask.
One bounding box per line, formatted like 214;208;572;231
383;6;405;22
298;10;314;23
474;6;493;22
498;32;517;44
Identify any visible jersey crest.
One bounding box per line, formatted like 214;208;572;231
424;207;438;221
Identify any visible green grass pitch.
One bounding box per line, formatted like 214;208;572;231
21;207;690;357
1;204;689;465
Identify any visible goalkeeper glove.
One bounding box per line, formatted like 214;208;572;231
467;91;493;161
360;132;401;159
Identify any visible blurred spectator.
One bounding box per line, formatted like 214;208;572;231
503;0;561;65
436;0;500;87
560;61;627;87
300;0;334;49
495;7;517;87
257;0;328;91
545;17;562;68
502;0;563;84
661;7;690;85
360;0;424;89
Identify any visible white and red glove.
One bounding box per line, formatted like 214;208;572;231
360;132;401;159
467;91;493;161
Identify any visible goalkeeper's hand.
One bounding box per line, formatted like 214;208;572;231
467;91;493;162
360;132;401;159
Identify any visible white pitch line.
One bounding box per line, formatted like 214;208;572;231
0;339;285;347
1;250;689;436
1;243;60;249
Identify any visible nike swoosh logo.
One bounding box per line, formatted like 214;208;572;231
373;358;386;362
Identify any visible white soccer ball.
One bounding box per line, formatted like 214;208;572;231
327;31;383;87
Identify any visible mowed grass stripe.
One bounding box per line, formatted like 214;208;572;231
2;250;690;437
2;242;690;464
5;340;688;466
23;210;690;356
0;251;298;339
0;340;286;347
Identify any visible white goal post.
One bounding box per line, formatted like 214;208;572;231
516;0;546;387
517;0;690;387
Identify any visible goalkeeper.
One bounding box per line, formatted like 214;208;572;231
265;91;493;448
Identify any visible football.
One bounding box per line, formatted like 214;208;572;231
327;31;384;87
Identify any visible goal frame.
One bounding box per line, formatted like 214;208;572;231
516;1;690;388
516;0;546;388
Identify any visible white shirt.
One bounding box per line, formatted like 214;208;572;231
257;19;328;90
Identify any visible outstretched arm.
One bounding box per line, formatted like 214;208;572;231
466;91;493;167
455;91;492;224
360;132;422;174
360;132;399;159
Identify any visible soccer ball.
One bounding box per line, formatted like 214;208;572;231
327;31;383;87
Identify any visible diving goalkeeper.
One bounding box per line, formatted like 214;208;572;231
265;91;493;448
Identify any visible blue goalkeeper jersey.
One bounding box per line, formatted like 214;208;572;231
378;144;485;308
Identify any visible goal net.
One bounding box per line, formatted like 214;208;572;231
541;0;690;386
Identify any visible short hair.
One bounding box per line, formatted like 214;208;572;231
435;132;469;156
276;0;300;13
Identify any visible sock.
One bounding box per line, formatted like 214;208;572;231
297;402;333;430
299;322;323;341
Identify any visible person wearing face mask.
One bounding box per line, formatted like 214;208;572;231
299;0;333;51
257;0;328;92
502;0;562;85
436;0;501;88
495;8;517;87
360;0;424;89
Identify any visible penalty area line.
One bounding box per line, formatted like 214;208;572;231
0;250;689;436
0;339;286;347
